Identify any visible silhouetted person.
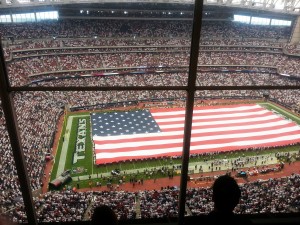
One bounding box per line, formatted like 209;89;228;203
206;174;252;225
91;205;118;225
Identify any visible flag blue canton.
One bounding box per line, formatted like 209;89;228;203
91;110;161;137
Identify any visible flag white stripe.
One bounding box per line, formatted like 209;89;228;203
96;134;300;159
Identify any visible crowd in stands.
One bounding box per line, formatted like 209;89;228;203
90;191;136;220
0;106;23;219
139;188;179;218
1;20;298;89
18;72;298;111
0;19;299;222
5;45;300;87
0;20;291;40
187;173;300;215
1;20;298;83
3;173;300;223
36;190;91;222
5;51;300;85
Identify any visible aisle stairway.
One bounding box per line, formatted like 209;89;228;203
135;196;142;219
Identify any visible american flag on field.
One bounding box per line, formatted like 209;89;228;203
91;104;300;165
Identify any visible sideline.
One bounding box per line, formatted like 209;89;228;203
72;150;298;181
56;115;83;177
76;161;300;193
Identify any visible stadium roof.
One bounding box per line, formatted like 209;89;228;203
0;0;299;15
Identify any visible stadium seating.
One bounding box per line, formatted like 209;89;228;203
0;19;300;223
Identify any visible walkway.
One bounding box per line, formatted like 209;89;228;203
76;161;300;193
71;151;281;181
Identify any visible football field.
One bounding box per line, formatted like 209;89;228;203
50;102;300;189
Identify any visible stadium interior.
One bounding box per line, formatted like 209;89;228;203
1;0;300;225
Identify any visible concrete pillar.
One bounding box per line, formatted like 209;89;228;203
290;16;300;44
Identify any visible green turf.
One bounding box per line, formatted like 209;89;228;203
50;114;68;181
50;102;300;190
68;116;93;175
259;102;300;124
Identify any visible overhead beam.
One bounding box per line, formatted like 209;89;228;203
0;0;299;14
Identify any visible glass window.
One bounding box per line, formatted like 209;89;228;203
16;0;31;3
271;19;292;26
189;88;300;214
233;15;250;24
1;1;300;224
0;100;27;223
189;2;299;222
0;15;12;23
251;17;270;25
12;13;35;23
36;11;59;21
11;90;184;222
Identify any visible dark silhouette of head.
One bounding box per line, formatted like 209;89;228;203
91;205;118;225
212;175;241;213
